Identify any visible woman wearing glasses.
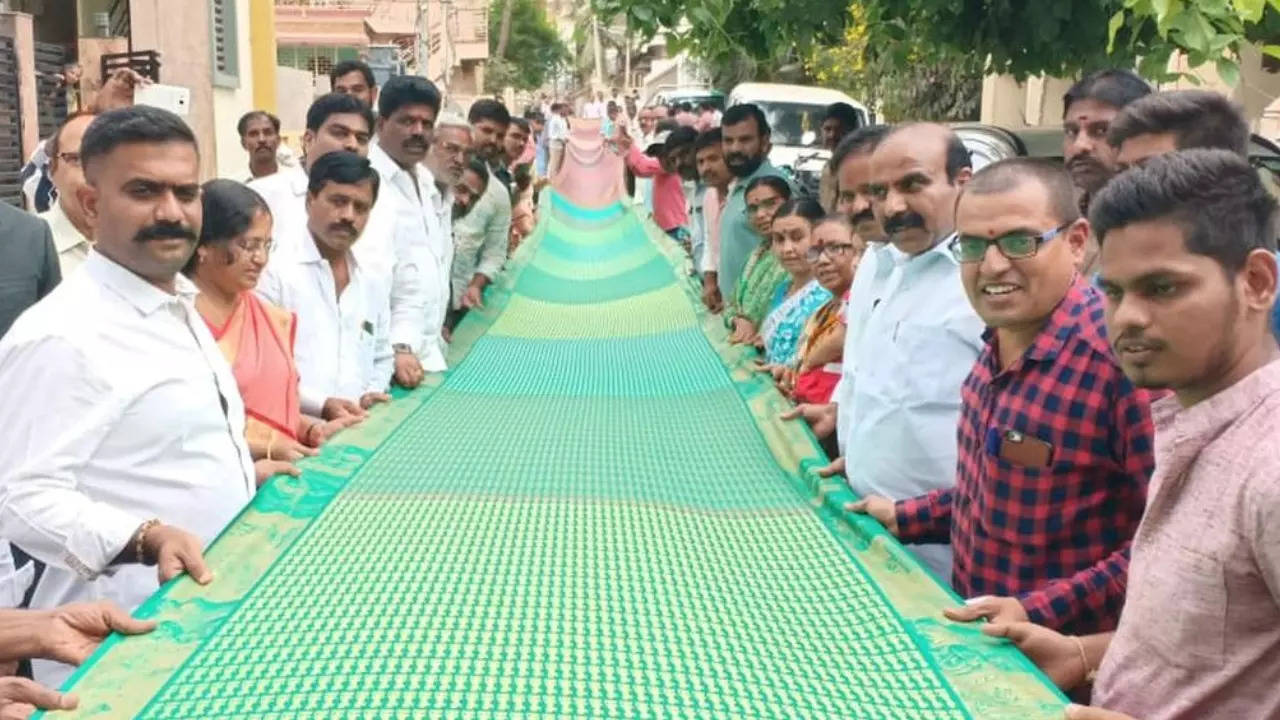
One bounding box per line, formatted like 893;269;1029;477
787;215;865;406
726;176;793;345
185;180;354;484
759;198;831;366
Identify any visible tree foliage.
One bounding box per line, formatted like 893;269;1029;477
486;0;569;91
594;0;1280;90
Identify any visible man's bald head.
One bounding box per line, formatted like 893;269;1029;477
868;123;973;255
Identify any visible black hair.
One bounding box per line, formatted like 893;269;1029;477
377;75;441;120
80;105;197;175
694;127;722;153
960;157;1081;225
663;126;699;152
945;132;972;183
722;103;771;137
823;102;860;131
47;111;96;166
1107;89;1249;157
236;110;280;138
1090;149;1277;273
306;93;375;134
183;179;271;276
329;60;376;91
830;124;891;174
463;155;491;192
524;109;544;123
744;174;792;202
697;101;715;112
307;150;380;202
655;119;679;134
508;117;530;134
513;162;533;191
1062;68;1153;117
679;102;693;112
468;98;512;127
773;197;827;225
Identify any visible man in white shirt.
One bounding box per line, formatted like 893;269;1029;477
363;75;447;377
38;112;96;276
257;151;393;420
0;106;255;686
423;115;471;336
248;93;374;253
582;91;606;120
547;103;570;177
450;100;513;319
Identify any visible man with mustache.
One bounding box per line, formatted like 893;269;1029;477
422;114;472;335
237;110;282;181
257;151;392;421
850;158;1155;637
450;100;513;320
0;106;255;686
716;103;791;301
1061;69;1151;274
989;150;1280;720
693;128;731;312
329;60;378;109
363;75;448;380
832;123;985;578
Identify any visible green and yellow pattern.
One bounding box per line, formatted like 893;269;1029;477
47;192;1067;719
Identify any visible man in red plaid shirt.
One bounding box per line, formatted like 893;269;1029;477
850;158;1155;634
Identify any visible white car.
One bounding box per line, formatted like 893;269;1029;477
727;83;870;197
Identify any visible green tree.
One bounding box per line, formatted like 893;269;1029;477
486;0;570;91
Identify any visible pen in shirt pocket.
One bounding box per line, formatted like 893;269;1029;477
361;320;373;335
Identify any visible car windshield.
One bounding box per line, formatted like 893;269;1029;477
754;101;829;146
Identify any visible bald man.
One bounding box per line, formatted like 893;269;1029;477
834;123;984;579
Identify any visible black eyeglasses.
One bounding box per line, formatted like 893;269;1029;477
805;243;861;263
948;222;1073;263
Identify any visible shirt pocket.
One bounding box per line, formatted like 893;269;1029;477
977;425;1067;548
1133;544;1227;670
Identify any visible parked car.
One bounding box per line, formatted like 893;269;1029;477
649;86;726;111
728;83;870;198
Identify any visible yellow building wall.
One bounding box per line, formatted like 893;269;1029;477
249;0;277;113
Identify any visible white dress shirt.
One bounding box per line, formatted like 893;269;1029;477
360;143;451;370
247;165;309;251
0;251;255;685
38;199;91;277
837;238;985;579
257;225;393;415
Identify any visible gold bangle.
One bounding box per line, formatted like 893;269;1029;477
266;433;275;461
1072;635;1097;685
135;518;161;564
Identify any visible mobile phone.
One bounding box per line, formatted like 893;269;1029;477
134;83;191;116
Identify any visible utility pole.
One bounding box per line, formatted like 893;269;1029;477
592;14;604;90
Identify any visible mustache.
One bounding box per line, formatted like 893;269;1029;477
851;207;876;226
883;212;926;236
725;153;748;165
403;135;428;150
1066;155;1107;175
1113;331;1165;350
133;222;196;244
329;221;358;236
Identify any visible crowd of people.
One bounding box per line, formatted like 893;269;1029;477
0;59;1274;720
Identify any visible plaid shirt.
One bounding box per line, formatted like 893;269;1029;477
895;280;1154;634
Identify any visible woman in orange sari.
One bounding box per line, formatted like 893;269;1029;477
184;180;353;484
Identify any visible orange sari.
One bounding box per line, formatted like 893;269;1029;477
204;292;302;448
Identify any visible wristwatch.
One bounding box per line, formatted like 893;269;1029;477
392;343;414;355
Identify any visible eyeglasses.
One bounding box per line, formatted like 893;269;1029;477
56;152;81;167
948;222;1073;264
805;243;861;263
233;238;273;257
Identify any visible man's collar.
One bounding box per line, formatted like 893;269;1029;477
40;200;91;253
369;141;417;180
83;249;193;316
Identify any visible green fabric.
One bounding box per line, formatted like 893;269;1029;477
728;244;789;327
44;192;1067;720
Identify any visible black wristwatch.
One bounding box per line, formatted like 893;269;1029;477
392;343;414;355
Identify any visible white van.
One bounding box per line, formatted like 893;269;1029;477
726;83;869;197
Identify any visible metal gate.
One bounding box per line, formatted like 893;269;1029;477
0;37;23;207
34;42;68;140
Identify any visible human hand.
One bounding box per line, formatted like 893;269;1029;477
1064;705;1137;720
844;495;899;536
253;459;300;488
322;397;366;421
729;317;755;344
92;67;149;112
815;456;845;478
274;437;317;463
779;402;837;438
461;285;485;309
394;352;424;389
359;392;391;410
306;415;361;446
0;677;77;719
701;275;722;313
981;622;1087;691
140;524;212;585
943;596;1029;625
38;601;156;666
